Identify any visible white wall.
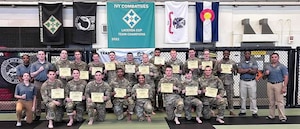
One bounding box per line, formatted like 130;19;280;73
1;4;300;48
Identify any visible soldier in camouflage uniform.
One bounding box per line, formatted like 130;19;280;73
131;75;153;122
200;49;218;75
216;50;238;116
149;48;165;111
158;65;183;125
88;53;105;78
104;51;123;83
199;66;226;124
110;68;134;121
184;48;202;81
166;49;184;81
85;71;111;125
181;69;203;124
40;70;64;129
137;54;158;111
70;50;88;71
65;69;87;126
55;49;72;86
123;52;139;86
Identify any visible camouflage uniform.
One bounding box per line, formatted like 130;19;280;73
181;79;203;120
85;80;111;122
55;59;72;86
110;77;134;120
88;61;105;80
138;62;158;108
216;59;237;112
131;83;153;121
149;56;164;109
184;57;201;81
123;61;139;86
70;60;88;71
158;77;183;120
198;75;226;119
166;58;184;81
65;79;87;122
40;79;64;121
200;58;218;75
105;61;123;83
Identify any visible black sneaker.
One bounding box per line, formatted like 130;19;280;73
265;116;275;120
34;116;40;121
238;112;246;116
252;113;258;118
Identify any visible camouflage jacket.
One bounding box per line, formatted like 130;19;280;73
40;79;64;104
131;83;153;101
85;80;111;102
216;59;237;85
109;77;132;98
70;60;88;71
65;79;87;98
198;75;225;97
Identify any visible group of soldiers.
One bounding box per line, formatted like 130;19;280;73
14;48;289;128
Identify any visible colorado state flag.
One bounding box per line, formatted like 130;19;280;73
196;2;219;43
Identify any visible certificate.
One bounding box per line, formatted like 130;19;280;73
92;67;103;75
69;91;82;102
136;89;149;99
59;68;71;77
171;65;180;73
201;61;213;70
205;87;218;97
154;57;165;65
105;62;116;71
125;65;135;73
79;71;89;80
51;89;64;99
221;64;232;74
114;88;127;98
185;87;198;96
139;66;150;75
188;60;198;69
91;92;104;103
161;83;173;93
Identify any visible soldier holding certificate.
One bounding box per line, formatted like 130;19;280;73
184;48;201;81
131;75;153;122
65;69;87;126
181;69;203;124
40;70;64;129
199;66;226;124
216;50;238;116
110;68;134;121
85;71;111;125
200;49;218;75
158;65;183;125
55;49;72;86
166;49;184;81
123;52;139;86
104;51;123;83
88;53;105;78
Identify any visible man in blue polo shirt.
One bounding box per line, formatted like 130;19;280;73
264;53;288;123
237;51;259;118
16;54;32;82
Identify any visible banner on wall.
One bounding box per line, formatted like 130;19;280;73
165;1;188;43
107;2;155;48
96;48;154;64
73;2;97;44
196;2;219;43
39;3;64;45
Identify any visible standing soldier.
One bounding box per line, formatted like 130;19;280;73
88;53;105;78
263;53;288;122
149;48;165;111
166;49;184;81
200;49;218;75
110;68;134;121
123;52;139;87
216;50;238;116
181;69;203;124
16;54;32;82
65;69;87;126
237;51;259;118
14;73;36;127
131;75;153;122
40;70;64;129
55;49;72;86
85;71;111;125
104;51;123;83
30;50;54;121
137;54;158;111
70;50;88;71
199;66;226;124
184;48;201;81
158;65;183;125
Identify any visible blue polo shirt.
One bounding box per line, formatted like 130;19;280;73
264;63;288;82
16;64;31;76
30;61;53;82
238;59;258;80
14;83;36;101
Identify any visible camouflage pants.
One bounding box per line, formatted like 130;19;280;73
45;101;63;121
184;97;203;120
33;81;43;116
202;97;226;119
65;101;84;122
165;97;184;120
224;84;234;111
113;98;135;120
135;99;153;121
87;102;106;122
